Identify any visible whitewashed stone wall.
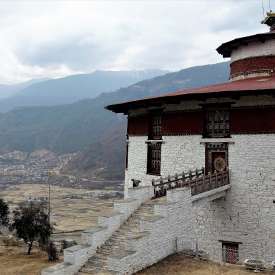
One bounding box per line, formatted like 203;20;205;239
42;127;275;274
231;39;275;62
125;135;204;195
125;133;275;265
107;186;228;274
42;186;152;275
225;134;275;263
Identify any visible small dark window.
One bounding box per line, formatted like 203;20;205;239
149;115;162;140
147;142;161;175
204;107;230;138
222;242;239;264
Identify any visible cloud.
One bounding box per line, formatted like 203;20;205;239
0;0;269;84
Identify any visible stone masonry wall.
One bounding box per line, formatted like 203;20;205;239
125;135;204;195
42;133;275;274
231;39;275;62
126;133;275;265
107;185;229;274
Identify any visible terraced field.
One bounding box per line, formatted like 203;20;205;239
0;184;118;238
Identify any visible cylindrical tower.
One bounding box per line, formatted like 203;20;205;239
217;12;275;81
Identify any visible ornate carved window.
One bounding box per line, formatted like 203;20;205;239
149;114;162;140
204;107;230;138
205;142;228;174
147;142;161;175
147;113;162;175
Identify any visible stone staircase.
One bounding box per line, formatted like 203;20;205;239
79;199;162;274
41;171;231;275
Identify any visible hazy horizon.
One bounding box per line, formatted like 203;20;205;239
0;0;268;84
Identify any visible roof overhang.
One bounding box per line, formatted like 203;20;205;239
216;32;275;58
105;77;275;114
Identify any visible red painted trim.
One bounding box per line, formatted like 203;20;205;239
230;56;275;77
162;112;204;135
128;111;204;136
128;107;275;136
231;107;275;134
128;115;149;135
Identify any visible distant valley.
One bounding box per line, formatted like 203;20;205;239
0;63;229;183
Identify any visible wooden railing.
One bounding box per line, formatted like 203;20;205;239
152;168;230;198
152;168;204;198
190;169;229;196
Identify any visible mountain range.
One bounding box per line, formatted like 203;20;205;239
0;78;47;100
0;70;168;112
0;62;229;179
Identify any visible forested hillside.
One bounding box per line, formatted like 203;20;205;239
0;62;229;179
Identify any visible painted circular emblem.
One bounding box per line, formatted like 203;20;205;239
214;157;226;172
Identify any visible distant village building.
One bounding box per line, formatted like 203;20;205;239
43;13;275;275
106;13;275;265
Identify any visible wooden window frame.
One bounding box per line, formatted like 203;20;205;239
147;112;162;175
148;113;162;140
125;141;129;170
205;142;228;174
147;142;161;176
222;242;239;264
203;105;231;138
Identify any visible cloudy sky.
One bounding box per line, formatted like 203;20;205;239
0;0;270;84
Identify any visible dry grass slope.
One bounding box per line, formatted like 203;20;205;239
138;254;274;275
0;184;115;232
0;246;58;275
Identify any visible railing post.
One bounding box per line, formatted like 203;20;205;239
149;167;232;199
190;184;197;195
226;167;229;185
208;172;211;191
168;175;171;189
214;170;218;189
202;171;205;192
152;179;156;197
189;170;192;181
174;173;178;188
160;177;163;196
182;171;186;188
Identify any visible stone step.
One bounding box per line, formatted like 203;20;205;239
97;245;124;253
105;237;128;242
131;211;155;216
101;246;125;252
79;199;162;274
87;258;106;266
80;266;117;275
107;249;136;260
80;270;118;275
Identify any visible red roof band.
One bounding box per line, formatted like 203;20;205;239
106;19;275;114
106;77;275;114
